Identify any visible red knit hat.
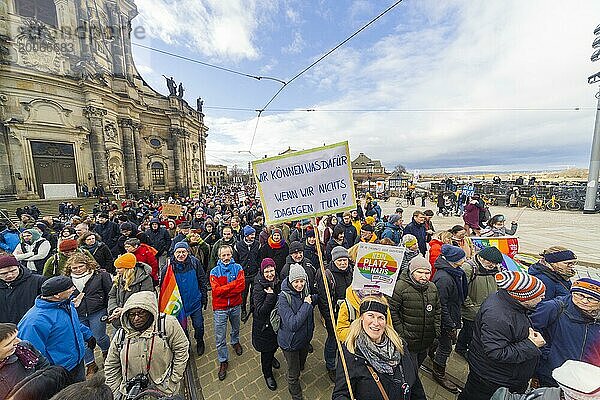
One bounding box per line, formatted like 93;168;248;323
495;271;545;301
0;254;19;269
58;239;78;253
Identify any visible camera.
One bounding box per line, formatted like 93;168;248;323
125;374;149;399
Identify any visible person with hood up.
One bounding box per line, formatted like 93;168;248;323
528;246;577;301
163;241;208;356
399;234;420;272
208;226;236;271
259;228;289;277
210;244;245;381
233;225;261;322
12;229;51;275
200;220;220;248
315;246;354;382
0;254;45;324
251;258;281;391
531;278;600;387
281;240;317;294
78;232;114;274
18;276;94;383
106;253;154;328
380;214;403;245
455;246;503;359
389;256;441;367
103;291;189;397
332;296;427;400
124;238;159;286
0;322;50;400
0;224;21;254
42;239;93;278
430;244;468;393
277;264;316;400
459;271;546;400
145;218;172;270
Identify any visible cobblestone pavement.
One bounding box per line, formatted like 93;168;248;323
195;302;464;400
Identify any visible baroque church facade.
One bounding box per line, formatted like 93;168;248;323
0;0;208;199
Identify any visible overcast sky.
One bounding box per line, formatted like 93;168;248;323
131;0;600;173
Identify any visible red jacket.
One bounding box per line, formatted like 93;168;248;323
428;239;443;279
133;243;159;282
209;260;245;310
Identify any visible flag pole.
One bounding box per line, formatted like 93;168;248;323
312;215;355;400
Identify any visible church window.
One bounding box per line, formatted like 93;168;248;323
16;0;58;27
151;162;165;185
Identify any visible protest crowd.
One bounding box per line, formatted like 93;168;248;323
0;184;598;400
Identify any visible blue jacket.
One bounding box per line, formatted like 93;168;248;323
0;228;21;253
531;295;600;384
18;297;92;370
528;263;571;301
403;221;427;255
277;280;315;352
166;255;207;315
381;222;402;245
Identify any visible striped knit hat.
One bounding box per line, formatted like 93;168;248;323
495;271;546;301
571;278;600;302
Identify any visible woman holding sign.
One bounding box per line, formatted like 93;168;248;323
332;296;426;400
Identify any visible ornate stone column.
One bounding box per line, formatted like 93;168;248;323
83;106;109;189
118;118;139;194
132;122;148;189
169;127;186;191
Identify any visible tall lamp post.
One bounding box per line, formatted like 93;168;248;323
584;23;600;213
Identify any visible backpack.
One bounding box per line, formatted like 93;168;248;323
114;312;168;351
491;387;561;400
343;298;357;322
269;292;292;333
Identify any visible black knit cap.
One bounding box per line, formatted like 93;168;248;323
41;276;74;297
359;299;388;316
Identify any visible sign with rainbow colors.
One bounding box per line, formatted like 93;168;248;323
159;263;185;325
470;236;528;273
352;243;405;296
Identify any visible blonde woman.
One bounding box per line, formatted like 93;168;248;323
332;296;426;400
106;253;154;327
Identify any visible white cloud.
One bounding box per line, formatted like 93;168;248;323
282;31;306;54
206;0;600;170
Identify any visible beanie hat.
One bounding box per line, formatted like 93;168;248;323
495;271;546;301
478;246;504;264
409;255;432;274
23;228;41;242
331;246;349;262
389;214;401;225
242;225;256;237
174;241;190;251
179;222;191;229
59;239;78;253
306;230;315;238
289;241;303;254
552;360;600;397
333;224;345;237
0;254;19;269
119;222;135;231
41;276;74;297
271;227;283;237
260;258;276;274
544;250;577;264
361;224;374;232
288;263;308;283
98;212;109;219
402;234;418;248
114;253;137;269
571;278;600;302
441;244;466;263
365;216;375;225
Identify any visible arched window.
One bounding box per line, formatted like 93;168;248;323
16;0;58;27
151;162;165;186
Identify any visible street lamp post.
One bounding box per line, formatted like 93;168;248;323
584;23;600;213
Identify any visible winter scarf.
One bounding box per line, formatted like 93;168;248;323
0;344;39;370
356;330;401;375
71;271;93;293
444;263;469;303
268;236;285;249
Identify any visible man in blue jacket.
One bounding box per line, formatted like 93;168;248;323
164;241;208;356
18;275;94;382
0;224;21;253
403;211;427;255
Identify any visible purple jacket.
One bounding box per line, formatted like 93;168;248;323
463;203;479;228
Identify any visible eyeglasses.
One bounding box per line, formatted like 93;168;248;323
127;310;149;319
573;292;600;304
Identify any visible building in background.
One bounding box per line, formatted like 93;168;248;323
351;153;388;192
206;164;227;186
0;0;208;199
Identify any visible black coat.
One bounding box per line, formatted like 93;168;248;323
315;262;353;336
233;239;261;279
339;222;358;249
468;290;541;388
251;275;280;353
432;257;463;331
112;230;150;256
259;242;289;277
84;242;115;273
145;226;172;256
94;220;120;250
74;270;113;318
0;267;45;324
332;344;426;400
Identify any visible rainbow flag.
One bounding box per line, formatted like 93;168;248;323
159;264;186;326
471;236;528;273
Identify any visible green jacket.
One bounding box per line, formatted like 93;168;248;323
388;269;441;352
460;256;499;321
42;249;94;277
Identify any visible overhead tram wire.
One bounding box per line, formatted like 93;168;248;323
205;106;594;113
132;42;287;85
248;0;405;152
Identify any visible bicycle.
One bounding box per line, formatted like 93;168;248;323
395;197;409;208
528;195;545;210
544;195;561;211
